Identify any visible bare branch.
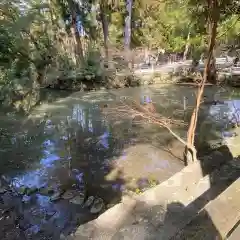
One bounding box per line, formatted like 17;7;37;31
217;15;240;39
102;98;188;147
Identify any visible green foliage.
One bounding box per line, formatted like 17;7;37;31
0;0;240;105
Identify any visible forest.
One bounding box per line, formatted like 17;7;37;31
0;0;240;93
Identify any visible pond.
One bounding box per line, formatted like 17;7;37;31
0;84;240;239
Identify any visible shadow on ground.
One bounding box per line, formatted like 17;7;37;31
82;145;238;240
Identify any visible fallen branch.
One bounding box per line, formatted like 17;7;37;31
102;98;188;147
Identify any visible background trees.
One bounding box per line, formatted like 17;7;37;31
0;0;239;85
0;0;239;105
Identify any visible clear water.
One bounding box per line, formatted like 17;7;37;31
0;85;239;238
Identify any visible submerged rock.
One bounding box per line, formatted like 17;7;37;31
90;197;104;214
50;191;63;202
69;193;85;205
61;190;77;200
83;196;95;208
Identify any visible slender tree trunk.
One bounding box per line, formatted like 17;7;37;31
184;0;219;164
207;49;217;84
71;11;84;63
100;3;109;61
183;31;191;61
124;0;133;68
144;47;150;64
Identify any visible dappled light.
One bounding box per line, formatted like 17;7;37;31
0;85;240;238
1;0;240;238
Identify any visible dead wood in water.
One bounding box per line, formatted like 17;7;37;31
101;98;188;152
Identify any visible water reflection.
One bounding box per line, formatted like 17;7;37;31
208;100;240;128
98;131;110;149
224;100;240;124
0;101;122;238
207;99;240;156
3;86;238;194
2;102;124;194
3;86;226;238
11;136;62;189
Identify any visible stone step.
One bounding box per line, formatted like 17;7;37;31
173;177;240;239
71;148;233;239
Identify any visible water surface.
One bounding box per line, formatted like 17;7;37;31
0;85;240;239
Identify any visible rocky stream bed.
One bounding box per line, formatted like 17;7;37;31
1;85;240;239
0;176;105;240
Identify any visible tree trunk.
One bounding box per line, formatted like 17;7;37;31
71;11;84;63
184;0;219;165
100;3;109;61
124;0;133;68
183;31;191;61
207;51;217;84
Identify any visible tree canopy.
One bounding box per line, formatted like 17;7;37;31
0;0;239;92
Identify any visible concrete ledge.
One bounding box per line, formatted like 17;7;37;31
72;148;231;239
73;196;137;239
140;146;232;205
174;178;240;239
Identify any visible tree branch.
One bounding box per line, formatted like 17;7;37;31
217;15;240;39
